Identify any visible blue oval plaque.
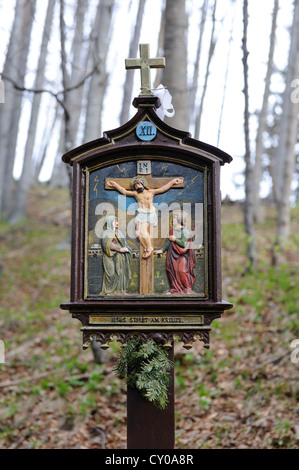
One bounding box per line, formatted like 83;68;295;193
136;121;157;141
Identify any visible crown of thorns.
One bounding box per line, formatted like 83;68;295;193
130;176;148;190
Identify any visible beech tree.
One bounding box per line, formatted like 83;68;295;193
83;0;115;142
217;1;236;147
194;0;217;140
9;0;56;223
253;0;278;223
272;0;299;262
0;0;36;217
242;0;256;269
0;0;297;254
51;0;90;191
188;0;209;130
161;0;188;130
120;0;147;125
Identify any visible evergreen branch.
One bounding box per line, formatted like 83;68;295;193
113;337;173;410
136;357;172;408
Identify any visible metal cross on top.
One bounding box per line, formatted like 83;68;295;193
125;44;165;96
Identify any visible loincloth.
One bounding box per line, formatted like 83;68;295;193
135;207;158;226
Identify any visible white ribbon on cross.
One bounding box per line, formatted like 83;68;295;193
152;84;175;121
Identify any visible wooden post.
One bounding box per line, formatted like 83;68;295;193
127;345;174;449
139;248;154;294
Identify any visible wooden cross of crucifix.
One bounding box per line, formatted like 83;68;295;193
105;162;184;294
125;44;165;96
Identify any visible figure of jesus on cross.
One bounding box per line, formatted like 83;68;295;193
106;175;183;259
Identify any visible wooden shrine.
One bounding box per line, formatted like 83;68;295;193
60;44;233;449
60;44;233;352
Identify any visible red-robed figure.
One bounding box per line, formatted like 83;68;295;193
155;211;196;294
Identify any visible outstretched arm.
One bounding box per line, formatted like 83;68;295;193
152;178;183;195
106;181;136;197
110;242;130;253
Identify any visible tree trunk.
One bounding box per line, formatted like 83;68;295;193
59;0;74;196
272;0;299;204
0;0;34;216
67;0;89;147
0;0;25;214
83;0;115;142
188;0;209;129
120;0;147;124
242;0;256;270
153;3;166;89
217;2;236;147
9;0;55;224
273;0;299;263
253;0;278;223
51;0;89;190
1;0;36;216
161;0;188;131
49;117;70;190
194;0;217;140
35;102;61;181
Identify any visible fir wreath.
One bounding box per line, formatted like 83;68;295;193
113;336;173;410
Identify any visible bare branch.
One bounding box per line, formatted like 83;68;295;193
1;73;69;116
2;65;98;116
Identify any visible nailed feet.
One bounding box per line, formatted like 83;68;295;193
142;247;153;259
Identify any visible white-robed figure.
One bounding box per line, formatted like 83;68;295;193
100;215;131;295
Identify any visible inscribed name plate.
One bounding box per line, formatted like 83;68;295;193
89;314;205;329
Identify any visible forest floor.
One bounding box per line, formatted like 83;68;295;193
0;186;298;449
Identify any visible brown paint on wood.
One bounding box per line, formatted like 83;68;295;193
127;345;174;449
104;175;184;190
139;247;154;294
61;94;233;339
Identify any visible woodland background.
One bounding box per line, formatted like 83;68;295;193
0;0;298;449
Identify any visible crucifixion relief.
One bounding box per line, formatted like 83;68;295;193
105;162;184;294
